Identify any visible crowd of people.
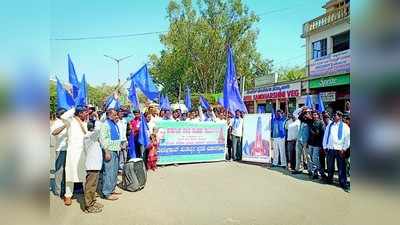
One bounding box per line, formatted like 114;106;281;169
50;96;351;213
271;107;351;192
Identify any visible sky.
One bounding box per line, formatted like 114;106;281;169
49;0;327;87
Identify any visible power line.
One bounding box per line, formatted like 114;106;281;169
257;3;315;17
273;54;306;64
50;3;317;41
51;30;167;41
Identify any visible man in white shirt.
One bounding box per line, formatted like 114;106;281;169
117;110;128;171
322;111;350;192
50;108;68;197
320;111;332;176
61;106;88;206
230;110;244;161
83;121;103;213
285;113;300;170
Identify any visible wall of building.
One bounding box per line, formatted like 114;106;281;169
305;20;350;75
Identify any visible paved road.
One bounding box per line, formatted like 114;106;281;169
50;161;350;225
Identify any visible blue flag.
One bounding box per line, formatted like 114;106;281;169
185;86;192;112
56;77;75;110
305;94;313;109
129;64;159;101
75;74;87;106
316;93;325;113
128;80;140;111
159;94;164;107
105;96;121;111
138;113;150;148
223;46;248;114
217;97;224;106
127;132;137;159
67;54;80;99
160;94;171;111
199;95;211;110
270;103;275;120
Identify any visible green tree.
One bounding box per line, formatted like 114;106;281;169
49;81;57;115
149;0;272;102
277;66;306;82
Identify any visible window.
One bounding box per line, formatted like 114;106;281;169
332;31;350;53
312;39;327;59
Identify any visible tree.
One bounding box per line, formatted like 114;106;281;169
49;81;57;115
149;0;272;102
277;66;306;82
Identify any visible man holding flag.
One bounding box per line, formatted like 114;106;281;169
100;103;123;201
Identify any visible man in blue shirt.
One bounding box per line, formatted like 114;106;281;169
271;109;287;167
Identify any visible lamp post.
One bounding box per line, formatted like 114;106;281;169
104;54;133;86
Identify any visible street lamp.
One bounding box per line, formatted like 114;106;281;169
104;54;134;86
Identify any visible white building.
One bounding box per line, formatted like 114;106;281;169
301;0;350;113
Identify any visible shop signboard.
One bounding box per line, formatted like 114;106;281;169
244;82;301;101
309;49;350;77
255;75;274;87
320;91;336;102
309;74;350;89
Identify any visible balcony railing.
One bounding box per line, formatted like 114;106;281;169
302;4;349;37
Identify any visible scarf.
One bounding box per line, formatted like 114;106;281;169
107;119;120;140
325;121;343;147
233;117;240;128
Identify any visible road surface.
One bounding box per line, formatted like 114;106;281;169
50;161;350;225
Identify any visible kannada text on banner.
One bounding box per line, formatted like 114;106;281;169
155;121;227;165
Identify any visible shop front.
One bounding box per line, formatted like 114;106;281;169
308;73;350;114
243;82;302;114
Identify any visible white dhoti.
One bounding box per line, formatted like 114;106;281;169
61;110;87;198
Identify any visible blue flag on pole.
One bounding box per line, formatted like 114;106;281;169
67;54;80;99
56;77;75;110
138;113;150;148
128;80;140;111
159;94;164;107
316;93;325;113
217;97;224;106
305;94;313;109
75;74;87;107
160;94;171;111
270;103;275;120
105;95;121;111
223;46;248;114
129;64;160;101
127;132;137;159
199;95;211;110
185;86;192;112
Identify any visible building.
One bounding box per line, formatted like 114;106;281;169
243;79;304;114
301;0;351;114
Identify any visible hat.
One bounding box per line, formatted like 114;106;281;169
76;105;86;113
56;108;67;117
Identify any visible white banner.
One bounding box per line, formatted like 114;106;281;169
242;114;271;163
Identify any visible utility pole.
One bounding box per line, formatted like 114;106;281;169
104;54;134;87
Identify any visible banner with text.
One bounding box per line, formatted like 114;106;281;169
309;50;350;77
242;114;271;163
155;121;227;165
243;83;301;102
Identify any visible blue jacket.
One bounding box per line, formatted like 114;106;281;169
298;122;310;144
271;116;286;138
